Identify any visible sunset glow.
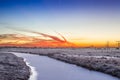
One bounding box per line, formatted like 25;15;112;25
0;0;120;48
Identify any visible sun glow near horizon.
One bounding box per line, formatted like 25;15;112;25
0;29;118;48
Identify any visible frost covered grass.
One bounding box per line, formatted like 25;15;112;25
0;47;120;78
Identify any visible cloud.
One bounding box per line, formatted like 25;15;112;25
0;24;77;47
5;26;68;43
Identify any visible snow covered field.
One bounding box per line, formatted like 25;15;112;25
0;47;120;78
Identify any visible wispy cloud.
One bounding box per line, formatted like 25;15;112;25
0;25;77;47
4;26;68;43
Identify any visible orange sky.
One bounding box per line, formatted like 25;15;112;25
0;33;118;48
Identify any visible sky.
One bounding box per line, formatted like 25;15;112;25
0;0;120;47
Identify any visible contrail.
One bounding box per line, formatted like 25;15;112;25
55;31;67;42
5;26;68;43
31;31;67;42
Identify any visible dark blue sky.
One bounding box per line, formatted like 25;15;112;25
0;0;120;11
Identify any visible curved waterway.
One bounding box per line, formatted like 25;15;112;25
13;52;119;80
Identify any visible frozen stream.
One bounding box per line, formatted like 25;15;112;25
13;52;119;80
